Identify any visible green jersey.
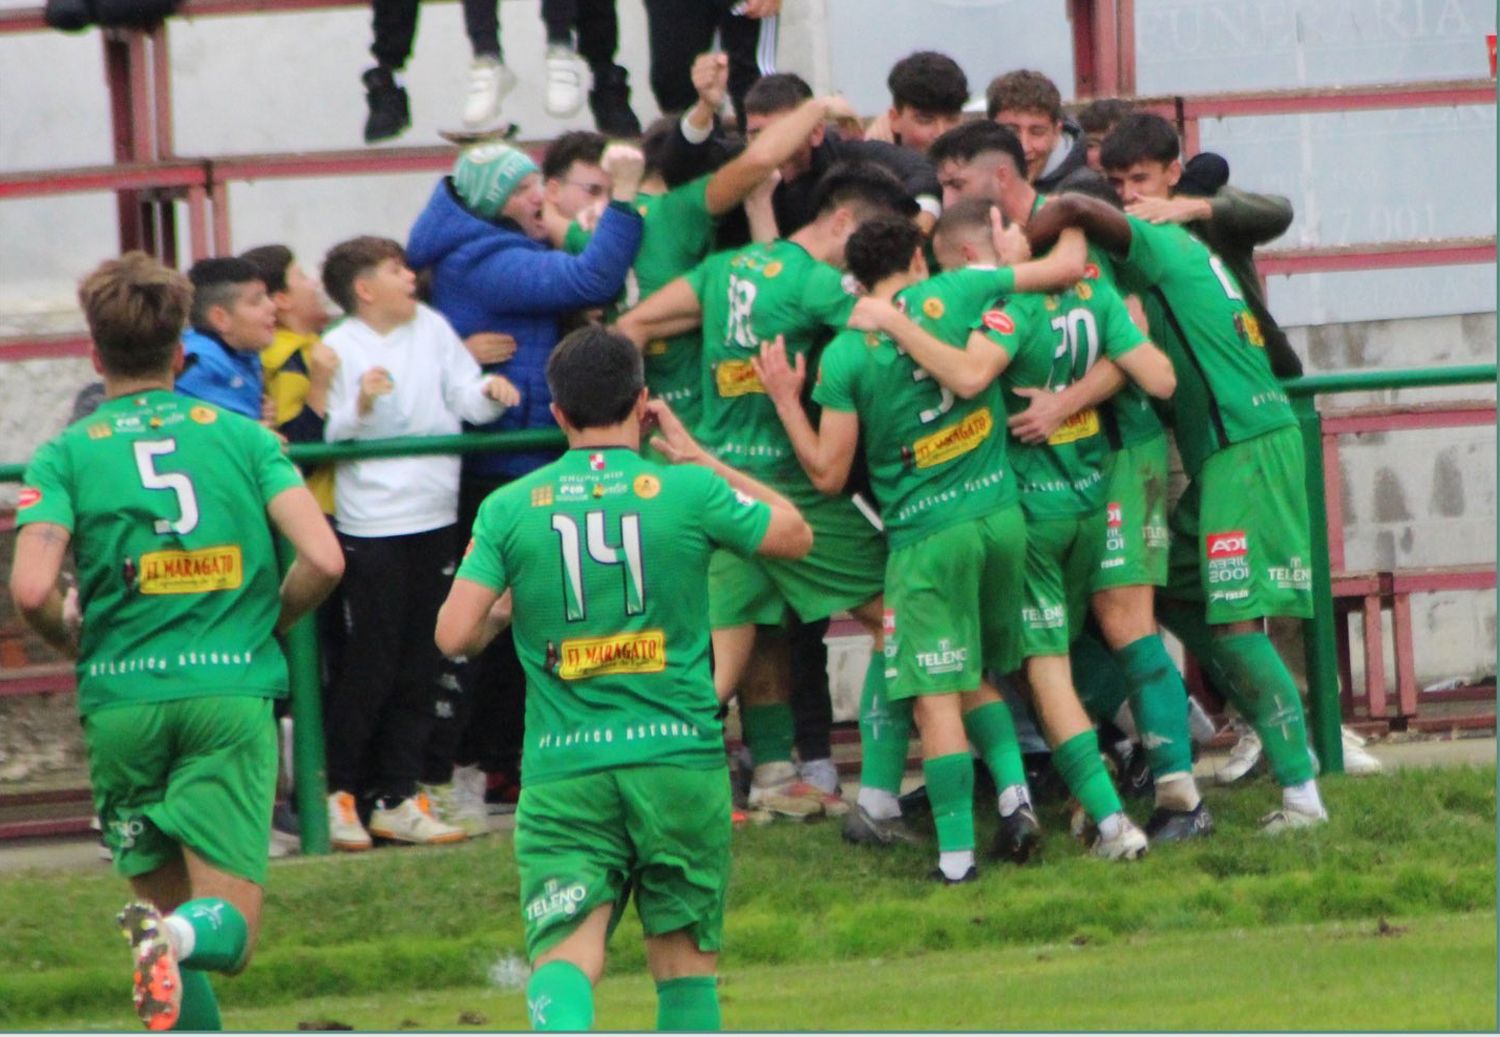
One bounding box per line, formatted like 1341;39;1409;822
569;178;717;426
813;267;1020;549
16;391;304;716
686;239;859;485
1112;215;1294;475
978;278;1149;519
456;447;772;785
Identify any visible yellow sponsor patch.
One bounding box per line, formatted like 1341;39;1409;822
87;422;112;440
633;473;661;499
531;485;554;507
1047;408;1101;445
1236;311;1265;348
715;359;765;397
559;630;666;680
912;407;993;469
139;545;243;595
763;261;783;278
922;297;945;319
645;339;670;357
189;406;217;425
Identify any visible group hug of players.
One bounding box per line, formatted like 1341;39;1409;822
613;109;1328;886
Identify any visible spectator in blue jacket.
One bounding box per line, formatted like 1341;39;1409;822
176;258;278;420
404;140;645;825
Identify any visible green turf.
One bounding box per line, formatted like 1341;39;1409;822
1;765;1494;1029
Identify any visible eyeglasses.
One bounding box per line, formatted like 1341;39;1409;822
564;180;610;198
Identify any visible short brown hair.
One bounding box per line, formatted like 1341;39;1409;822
322;236;404;315
986;69;1063;123
77;252;192;378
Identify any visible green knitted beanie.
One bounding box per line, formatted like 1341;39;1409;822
452;142;540;219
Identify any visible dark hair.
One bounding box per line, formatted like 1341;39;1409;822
927;120;1026;176
542;131;608;181
1099;112;1180;170
1076;97;1134;135
887;51;968;115
78;251;192;378
239;244;293;295
186;257;262;331
1060;178;1125;208
546;326;644;429
812;162;918;220
985;69;1063;122
321;236;405;315
846;215;923;291
744;72;813;116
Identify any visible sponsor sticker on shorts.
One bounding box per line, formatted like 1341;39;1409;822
1205;530;1250;596
882;608;897;637
17;487;41;509
139;545;244;595
558;630;666;680
1047;408;1101;446
912;407;993;469
914;638;968;675
525;878;589;923
715;359;765;397
1104;501;1126;555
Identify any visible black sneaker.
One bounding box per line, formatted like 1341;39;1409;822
897;783;930;818
1105;741;1155;800
988;806;1042;864
363;66;410;144
1144;801;1215;842
928;864;978;885
588;64;641;137
842;804;922;846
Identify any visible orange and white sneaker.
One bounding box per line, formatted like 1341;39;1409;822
369;793;468;845
117;901;181;1031
328;790;373;852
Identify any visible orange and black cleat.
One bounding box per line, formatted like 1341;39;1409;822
117;901;182;1031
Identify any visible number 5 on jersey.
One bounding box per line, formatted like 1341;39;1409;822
134;439;199;535
551;511;645;621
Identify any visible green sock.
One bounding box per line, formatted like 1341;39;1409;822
922;753;975;853
527;960;594;1031
656;975;721;1031
962;701;1027;792
1117;635;1194;781
1051;730;1123;823
858;652;911;795
1210;631;1317;787
741;703;795;768
171;969;222;1031
170;898;248;972
1070;631;1132;724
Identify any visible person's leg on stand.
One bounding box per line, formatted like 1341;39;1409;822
363;0;417;141
787;617;836;793
459;0;514;130
642;0;715;116
716;1;776;128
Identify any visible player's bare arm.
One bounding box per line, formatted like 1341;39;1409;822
644;398;813;560
847;298;1010;399
751;335;859;495
1006;358;1127;445
1113;341;1176;399
615;277;704;346
266;486;345;633
435;580;513;659
1026;193;1133;258
9;523;80;657
1010;226;1089;292
705;98;832;216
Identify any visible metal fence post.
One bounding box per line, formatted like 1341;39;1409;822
1294;395;1345;774
284;612;330;855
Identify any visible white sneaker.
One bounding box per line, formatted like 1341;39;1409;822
328;790;372;852
369;793;468;845
449;764;492;836
1341;726;1384;776
1216;729;1262;784
1090;814;1149;861
798;757;840;796
747;761;822;820
268;828;298;859
1260;804;1329;834
463;55;517;131
545;44;585;118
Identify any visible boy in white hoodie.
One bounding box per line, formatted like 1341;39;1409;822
320;236;520;850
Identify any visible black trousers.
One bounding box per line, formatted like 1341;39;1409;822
324;524;459;801
642;0;777;125
788;617;832;761
371;0;500;69
540;0;620;70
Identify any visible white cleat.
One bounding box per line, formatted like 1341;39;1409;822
1091;814;1149;861
1216;729;1262;784
1340;726;1384;776
1260;804;1329;835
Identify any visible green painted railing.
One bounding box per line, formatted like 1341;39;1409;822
1;362;1494;849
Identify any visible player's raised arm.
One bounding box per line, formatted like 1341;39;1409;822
847;297;1010;399
751;335;859;495
266;485;345;634
704;97;832;216
1026;192;1133;258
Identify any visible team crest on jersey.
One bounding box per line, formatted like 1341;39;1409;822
922;297;945;320
763;261;783;278
531;485;554;507
189;405;217;425
840;272;861;296
633;473;661;499
981;310;1015;335
588;453;606;471
87;422;112;440
1083;262;1101;280
17;487;41;509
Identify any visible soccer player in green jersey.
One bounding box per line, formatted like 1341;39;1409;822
932;123;1212;837
752;213;1084;879
434;327;811;1031
9;253;344;1031
616;164;915;819
1027;125;1329;832
856;202;1178;860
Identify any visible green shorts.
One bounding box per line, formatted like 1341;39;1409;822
883;507;1026;699
709;491;885;626
1092;435;1170;592
83;696;278;885
1020;509;1107;658
514;763;732;960
1165;426;1313;624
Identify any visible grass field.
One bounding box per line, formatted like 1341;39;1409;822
2;765;1494;1030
